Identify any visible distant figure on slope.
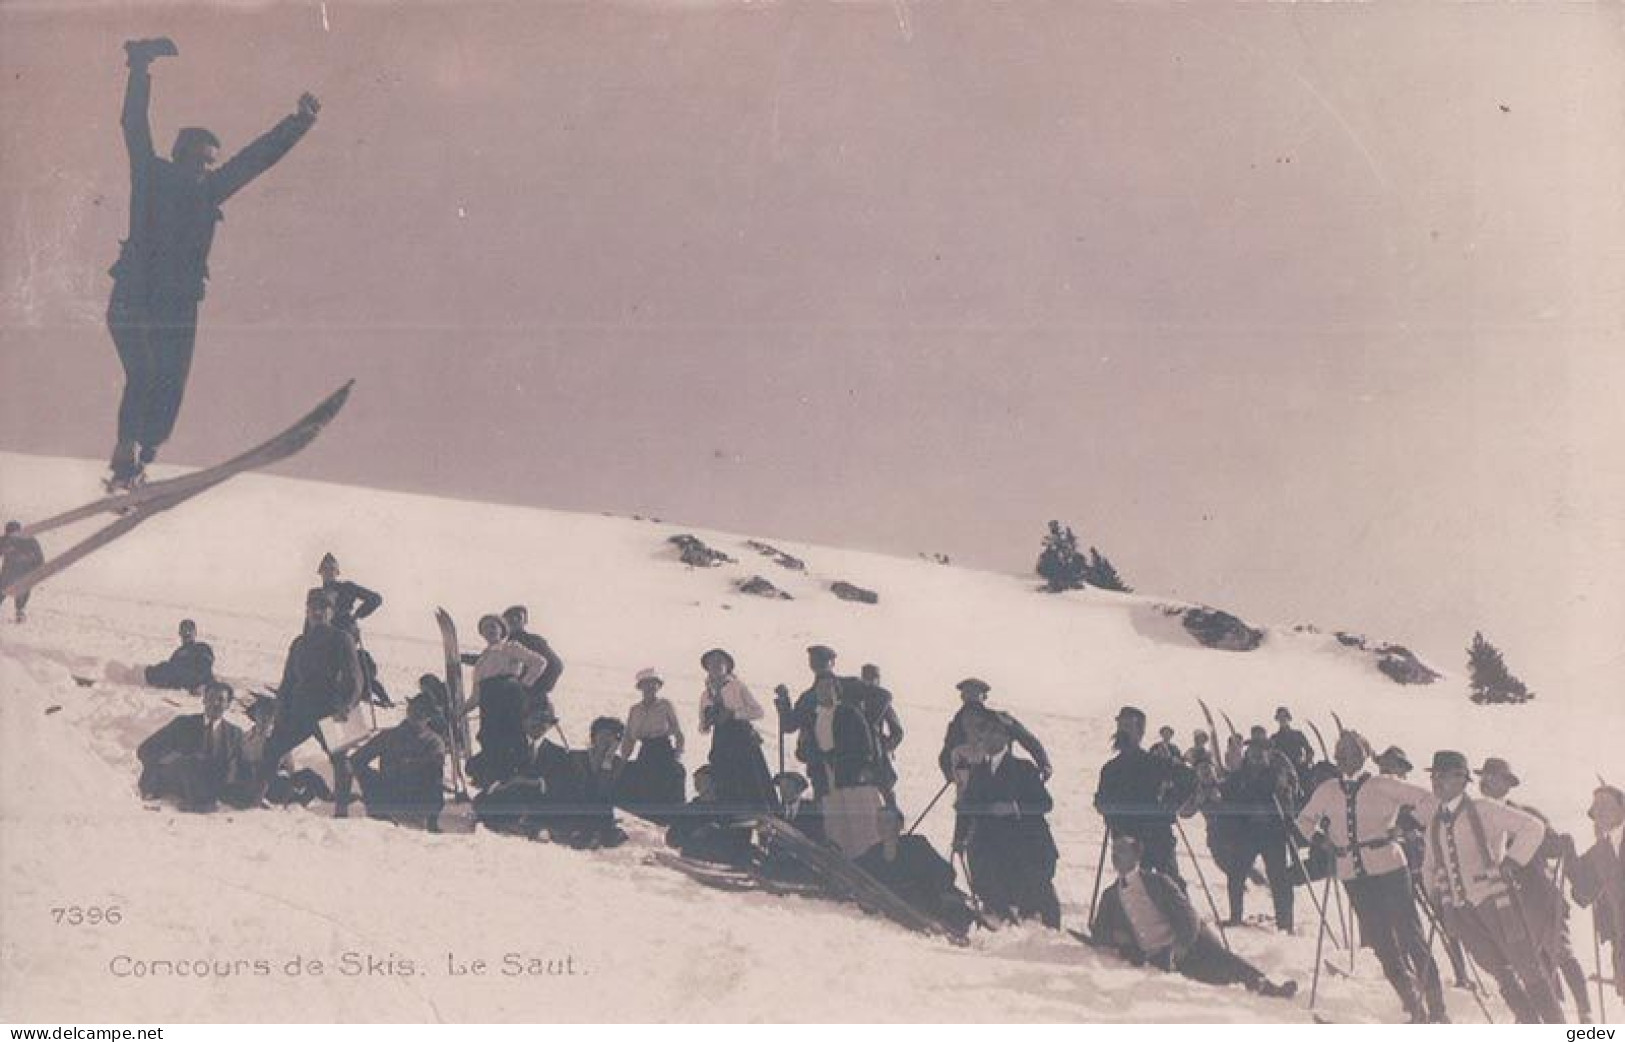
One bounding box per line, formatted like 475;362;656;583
1184;730;1213;770
314;554;389;707
858;663;906;809
105;37;320;490
464;613;554;789
500;605;565;707
775;644;882;857
0;521;46;623
1094;705;1195;888
1089;834;1297;999
617;668;686;822
856;805;980;937
339;692;447;829
1149;726;1181;762
262;589;363;778
698;647;777;816
960;711;1061;928
136;680;244;812
143;618;215;690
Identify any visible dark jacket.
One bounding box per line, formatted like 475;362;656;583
350;718;446;802
111;64;315;302
276;622;363;721
320;580;382;637
145;640;216;690
960;752;1059;869
508;629;565;697
1094;867;1202;959
1270;727;1315;772
0;534;45;586
1572;835;1625;952
1215;760;1296;839
857;835;956;898
778;679;881;790
937;703;1049;782
136;714;245;795
1094;745;1196;834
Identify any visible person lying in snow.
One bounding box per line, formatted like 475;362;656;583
855;805;981;936
143;618;215;690
1088;833;1297;999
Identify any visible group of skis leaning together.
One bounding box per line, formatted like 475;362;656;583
127;556;1625;1024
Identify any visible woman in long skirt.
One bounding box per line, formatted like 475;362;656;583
617;668;687;822
698;648;778;815
465;613;552;789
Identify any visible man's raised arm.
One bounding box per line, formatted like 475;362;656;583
119;38;176;164
209;92;320;204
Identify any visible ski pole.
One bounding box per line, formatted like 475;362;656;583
1174;817;1229;951
908;778;953;835
1329;869;1353;955
1414;882;1493;1023
1310;872;1334;1009
1595;918;1609;1023
1087;826;1111;933
1273;794;1342;951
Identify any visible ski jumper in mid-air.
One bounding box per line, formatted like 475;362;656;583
106;37;320;490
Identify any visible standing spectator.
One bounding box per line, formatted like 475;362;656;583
0;521;46;623
699;648;777;816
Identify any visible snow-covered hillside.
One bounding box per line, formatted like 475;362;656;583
0;451;1615;1023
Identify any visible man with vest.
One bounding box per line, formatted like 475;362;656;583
1418;750;1563;1023
1295;730;1445;1023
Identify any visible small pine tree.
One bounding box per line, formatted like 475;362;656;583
1035;520;1088;592
1085;547;1133;593
1466;631;1535;704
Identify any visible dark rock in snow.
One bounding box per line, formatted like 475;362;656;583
669;534;737;568
1161;605;1265;652
737;575;792;600
744;539;806;571
830;581;878;605
1335;632;1441;686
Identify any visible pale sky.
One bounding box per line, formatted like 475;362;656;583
2;1;1621;702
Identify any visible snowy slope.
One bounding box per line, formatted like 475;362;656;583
0;451;1616;1023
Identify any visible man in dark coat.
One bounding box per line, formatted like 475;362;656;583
1094;705;1196;887
1269;706;1315;779
560;716;628;849
857;805;980;936
105;37;320;488
960;711;1061;928
473;699;578;838
315;554;390;707
1214;737;1297;931
666;765;756;867
858;663;906;808
262;589;363;775
143;618;216;690
340;692;447;828
936;677;1051;783
0;521;46;622
136;681;244;812
1090;834;1297;998
501;605;566;704
773;645;883;799
1568;785;1625;1008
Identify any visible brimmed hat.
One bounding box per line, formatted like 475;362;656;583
1474;757;1520;787
1116;705;1146;725
699;648;735;673
417;674;447;700
477;613;508;639
635;667;664;686
1374;746;1412;772
245;693;277;720
1274;706;1292;721
502;605;528;624
774;771;809;793
1426;750;1470;774
1590;785;1625;818
806;644;837;663
957;677;991;695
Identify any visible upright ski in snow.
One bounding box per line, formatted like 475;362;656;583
435;607;471;799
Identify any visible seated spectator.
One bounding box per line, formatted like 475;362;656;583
143;619;216;691
341;692;448;828
225;694;331;808
1091;834;1297;998
856;805;980;936
473;698;576;838
666;765;755;867
136;681;244;812
560;716;628;849
775;771;825;843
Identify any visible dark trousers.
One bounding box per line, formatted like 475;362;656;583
108;286;199;464
1178;928;1268;989
1346;870;1444;1020
1225;830;1295;930
139;757;225;812
1442;897;1565;1023
0;588;30;615
262;710;331;780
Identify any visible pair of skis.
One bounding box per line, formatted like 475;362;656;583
2;381;354;601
